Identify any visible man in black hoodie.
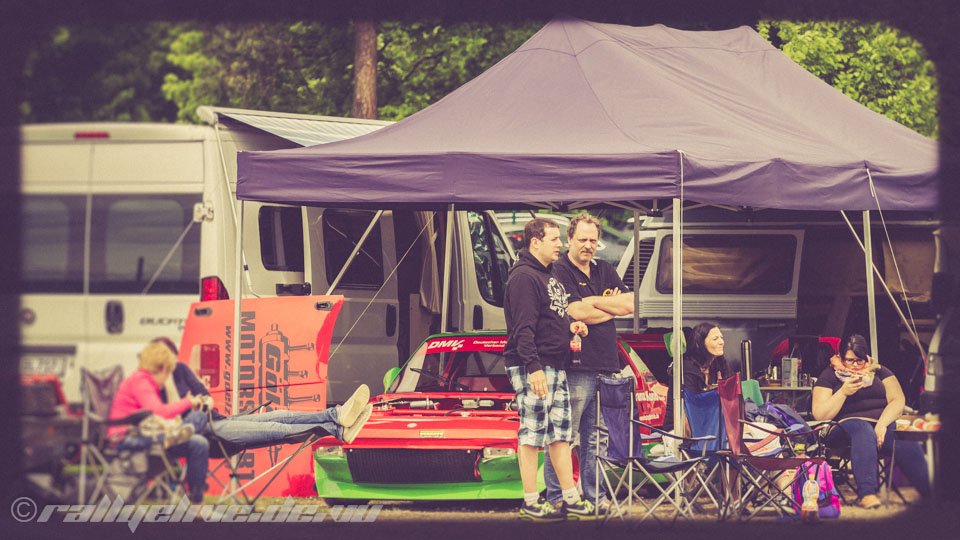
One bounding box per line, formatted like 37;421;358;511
504;217;591;520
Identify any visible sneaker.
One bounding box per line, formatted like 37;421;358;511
519;498;564;521
164;424;195;448
859;494;881;509
341;404;373;444
337;384;370;428
561;498;596;520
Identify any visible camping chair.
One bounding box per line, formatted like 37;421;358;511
203;404;337;506
716;374;826;520
680;388;731;518
595;375;715;523
77;366;185;505
823;418;905;505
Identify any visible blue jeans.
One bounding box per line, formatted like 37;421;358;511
543;371;604;504
833;419;930;498
207;408;342;446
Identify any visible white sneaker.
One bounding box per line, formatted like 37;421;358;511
337;384;370;428
341;404;373;444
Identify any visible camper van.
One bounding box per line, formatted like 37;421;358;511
17;107;516;404
613;207;937;401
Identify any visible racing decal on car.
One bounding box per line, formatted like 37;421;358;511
428;339;466;351
425;336;508;353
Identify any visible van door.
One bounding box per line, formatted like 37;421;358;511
459;211;512;331
84;192;202;392
304;208;400;402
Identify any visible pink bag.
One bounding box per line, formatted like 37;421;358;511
792;460;842;518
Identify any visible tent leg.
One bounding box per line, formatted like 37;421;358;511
633;210;641;333
440;204;455;333
230;199;245;495
326;210;385;294
864;210;879;359
672;197;683;434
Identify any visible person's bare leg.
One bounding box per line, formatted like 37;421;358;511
518;444;543;494
546;441;576;490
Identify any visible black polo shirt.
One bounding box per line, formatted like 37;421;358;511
552;252;628;373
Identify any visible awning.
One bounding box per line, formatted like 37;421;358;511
196;106;391;147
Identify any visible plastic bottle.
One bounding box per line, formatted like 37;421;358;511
800;471;820;523
570;333;582;366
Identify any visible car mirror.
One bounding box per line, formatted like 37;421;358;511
383;367;401;392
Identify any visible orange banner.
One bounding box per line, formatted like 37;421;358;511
179;295;343;498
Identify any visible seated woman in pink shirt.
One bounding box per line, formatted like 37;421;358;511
108;342;211;503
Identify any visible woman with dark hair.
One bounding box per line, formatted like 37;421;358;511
681;322;729;392
664;322;730;430
812;334;930;508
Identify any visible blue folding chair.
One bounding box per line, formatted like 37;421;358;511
681;388;730;518
595;375;714;523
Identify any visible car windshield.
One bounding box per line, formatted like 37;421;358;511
390;336;512;393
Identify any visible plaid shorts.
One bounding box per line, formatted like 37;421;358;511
506;365;573;447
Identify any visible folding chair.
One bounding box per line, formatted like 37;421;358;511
823;418;905;505
716;374;826;520
680;388;730;518
595;375;715;523
77;366;185;505
204;406;338;506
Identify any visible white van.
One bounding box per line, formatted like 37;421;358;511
17;108;514;404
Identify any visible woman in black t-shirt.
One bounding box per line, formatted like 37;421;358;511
812;334;930;508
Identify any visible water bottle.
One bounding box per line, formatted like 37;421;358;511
800;471;820;523
570;333;582;366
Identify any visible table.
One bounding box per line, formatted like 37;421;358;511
894;429;940;499
759;386;813;417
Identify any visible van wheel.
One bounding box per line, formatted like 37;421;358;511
323;498;368;506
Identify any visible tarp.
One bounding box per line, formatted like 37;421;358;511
237;17;938;211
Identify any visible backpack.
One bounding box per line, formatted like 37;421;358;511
759;402;818;448
791;460;842;518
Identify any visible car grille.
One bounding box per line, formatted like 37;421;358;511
346;449;481;483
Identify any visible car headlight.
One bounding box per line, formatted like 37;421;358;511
482;447;516;459
315;445;344;458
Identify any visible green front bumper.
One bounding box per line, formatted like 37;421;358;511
314;451;545;501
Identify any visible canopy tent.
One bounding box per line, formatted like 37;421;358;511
237;18;937;212
234;17;938;438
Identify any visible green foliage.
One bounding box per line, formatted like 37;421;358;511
21;23;181;122
377;21;540;120
758;20;938;138
162;22;354;122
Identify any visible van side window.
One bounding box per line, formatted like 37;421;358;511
21;195;85;293
88;195;200;294
258;206;305;272
467;211;509;307
323;209;383;289
656;235;797;294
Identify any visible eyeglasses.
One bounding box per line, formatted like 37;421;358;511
842;356;868;367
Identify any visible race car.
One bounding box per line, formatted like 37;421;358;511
311;331;667;502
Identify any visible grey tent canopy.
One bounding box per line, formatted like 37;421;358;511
237;17;937;211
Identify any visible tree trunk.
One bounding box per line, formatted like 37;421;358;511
352;20;378;119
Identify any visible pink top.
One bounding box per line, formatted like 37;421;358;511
108;368;192;439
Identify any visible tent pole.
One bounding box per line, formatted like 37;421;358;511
440;204;455;333
864;210;879;360
230;199;244;494
633;210;641;333
672;196;683;435
326;210;384;294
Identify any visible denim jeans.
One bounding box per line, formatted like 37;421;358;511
543;371;605;504
207;407;342;446
834;418;930;497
